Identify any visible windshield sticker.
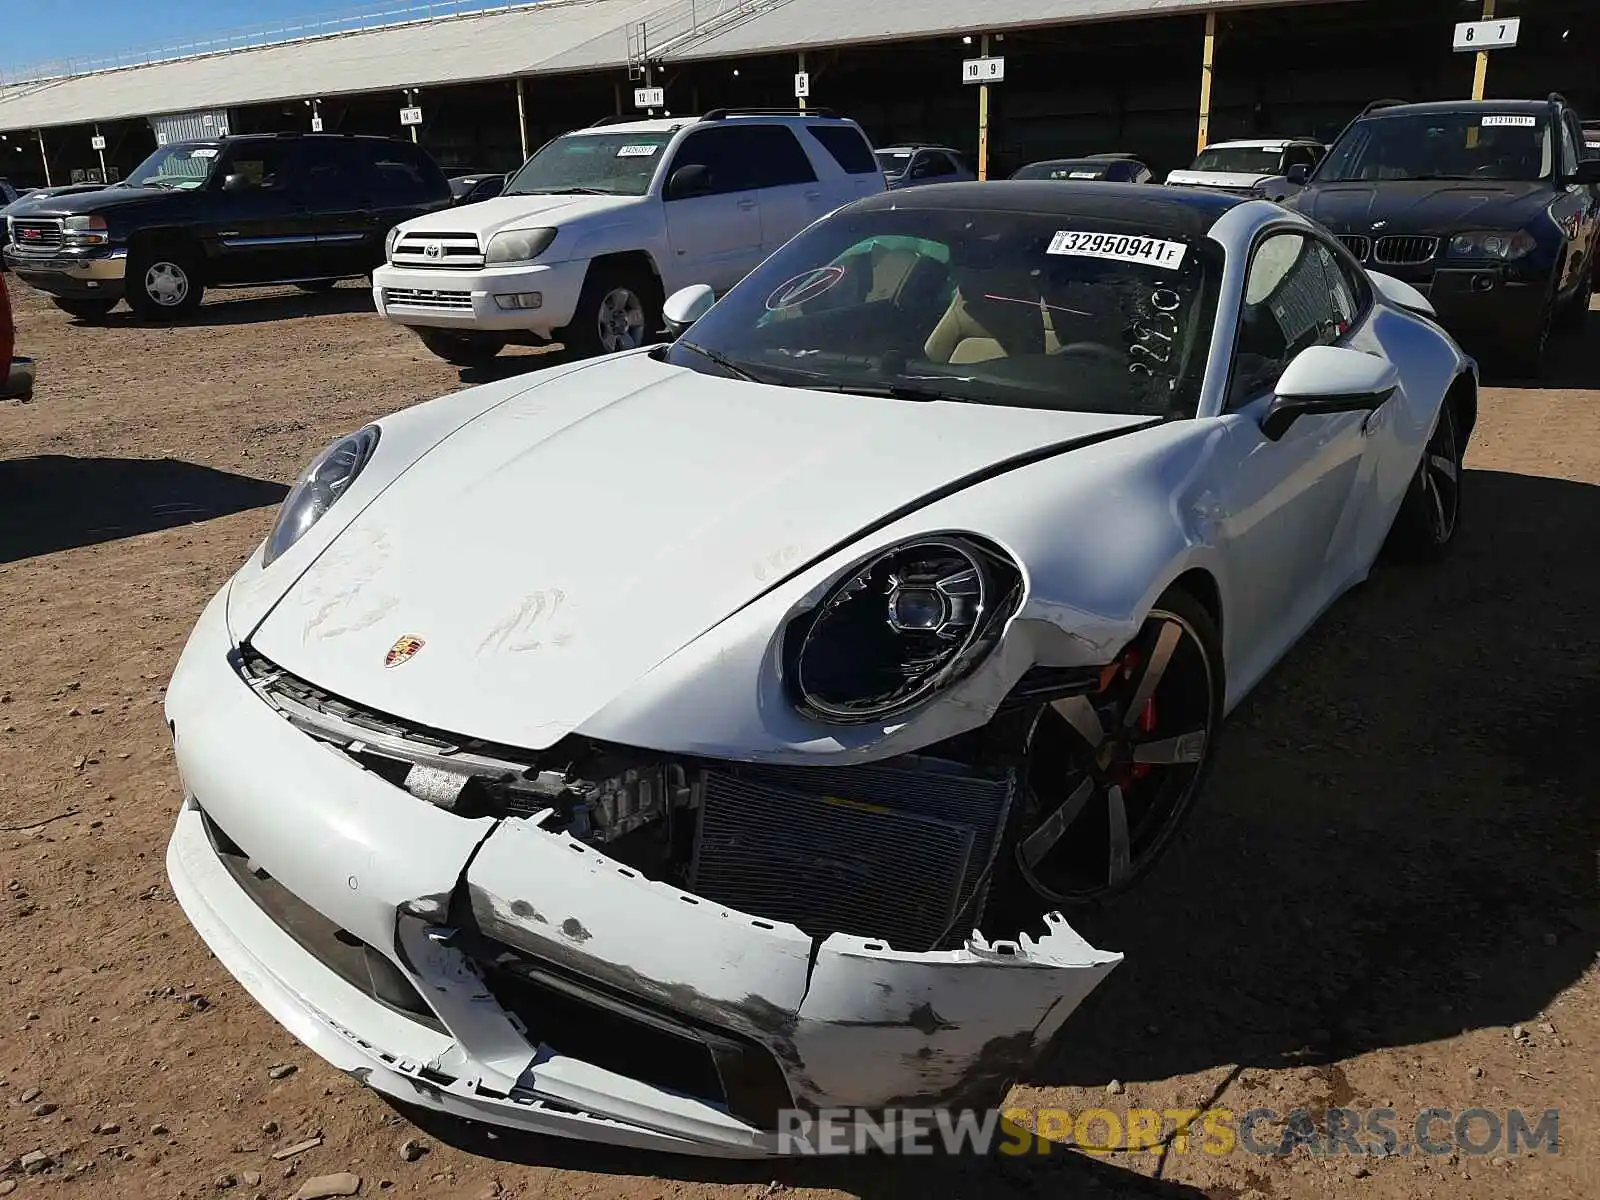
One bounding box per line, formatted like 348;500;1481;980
190;148;219;159
1480;115;1537;127
616;144;659;157
1048;230;1187;270
765;266;847;311
1068;170;1100;179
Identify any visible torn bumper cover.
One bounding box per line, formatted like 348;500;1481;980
165;588;1121;1156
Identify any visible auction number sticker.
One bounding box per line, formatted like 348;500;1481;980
1480;115;1536;127
616;144;660;157
190;148;219;158
1048;230;1187;270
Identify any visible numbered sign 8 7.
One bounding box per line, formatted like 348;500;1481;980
1452;18;1520;52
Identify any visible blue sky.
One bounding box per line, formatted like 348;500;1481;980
0;0;505;73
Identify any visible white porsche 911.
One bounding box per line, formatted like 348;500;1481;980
165;181;1474;1156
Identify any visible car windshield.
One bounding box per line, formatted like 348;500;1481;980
503;131;673;196
125;144;221;190
1013;160;1111;180
876;150;915;175
1318;111;1553;182
663;206;1221;419
1189;146;1283;175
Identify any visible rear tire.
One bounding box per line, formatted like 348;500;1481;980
414;328;507;367
126;242;204;320
559;261;661;358
51;297;117;322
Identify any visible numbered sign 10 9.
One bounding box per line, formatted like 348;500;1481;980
961;57;1005;84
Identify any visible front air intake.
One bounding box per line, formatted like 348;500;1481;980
690;758;1017;952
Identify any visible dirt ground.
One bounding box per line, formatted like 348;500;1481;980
1;281;1596;1200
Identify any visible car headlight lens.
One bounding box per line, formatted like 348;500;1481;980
385;225;403;261
789;536;1022;723
262;426;380;568
484;227;557;265
62;214;109;245
1448;230;1536;260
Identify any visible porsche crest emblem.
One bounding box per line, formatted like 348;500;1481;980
384;635;425;668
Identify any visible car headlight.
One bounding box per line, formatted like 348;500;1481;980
1448;230;1536;260
262;426;380;568
788;536;1022;724
484;227;557;265
385;225;403;261
62;214;109;246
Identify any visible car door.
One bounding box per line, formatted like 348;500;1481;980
741;124;827;255
1207;230;1382;685
299;139;377;279
661;126;765;293
1558;111;1600;291
204;141;315;284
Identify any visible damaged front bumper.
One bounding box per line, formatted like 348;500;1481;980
165;585;1121;1156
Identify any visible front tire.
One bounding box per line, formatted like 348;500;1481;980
1386;399;1462;561
1003;586;1225;908
414;328;507;367
296;280;340;294
126;243;204;319
51;297;117;322
559;262;660;358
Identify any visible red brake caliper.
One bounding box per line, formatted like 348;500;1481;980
1102;648;1158;785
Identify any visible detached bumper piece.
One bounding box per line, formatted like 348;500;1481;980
4;356;33;401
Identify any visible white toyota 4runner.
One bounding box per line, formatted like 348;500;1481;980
372;108;885;364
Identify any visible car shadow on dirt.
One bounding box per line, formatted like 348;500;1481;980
388;1098;1212;1198
65;286;378;329
0;455;287;563
1034;467;1600;1091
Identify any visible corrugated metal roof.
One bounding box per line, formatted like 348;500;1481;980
668;0;1334;60
0;0;660;132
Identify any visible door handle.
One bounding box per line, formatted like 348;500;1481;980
804;190;822;202
736;197;757;210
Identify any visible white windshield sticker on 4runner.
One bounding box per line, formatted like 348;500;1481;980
1048;230;1187;270
1481;115;1537;127
190;148;219;158
616;144;659;157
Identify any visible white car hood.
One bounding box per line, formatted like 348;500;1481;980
250;354;1155;749
1166;169;1271;190
400;192;641;238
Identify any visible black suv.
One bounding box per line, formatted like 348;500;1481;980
2;133;452;320
1284;96;1600;375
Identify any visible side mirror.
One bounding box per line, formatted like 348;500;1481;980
1260;345;1399;441
1368;270;1436;319
1568;159;1600;186
665;164;712;200
222;173;252;192
1285;163;1311;186
663;283;716;337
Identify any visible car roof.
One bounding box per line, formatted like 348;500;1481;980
1362;99;1555;119
852;180;1241;237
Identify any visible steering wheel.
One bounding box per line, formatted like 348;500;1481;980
1053;341;1127;367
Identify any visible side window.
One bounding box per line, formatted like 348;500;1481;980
219;144;294;192
1226;232;1348;410
365;148;433;204
737;125;818;189
665;127;748;197
916;151;957;178
1558;116;1580;178
1283;145;1318;171
807;124;878;174
302;142;369;205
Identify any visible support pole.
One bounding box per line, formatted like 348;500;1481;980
797;50;806;113
37;129;50;187
977;33;991;181
516;77;529;162
1471;0;1494;101
94;123;107;183
1197;12;1216;156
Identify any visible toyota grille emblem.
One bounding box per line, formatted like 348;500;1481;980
424;242;443;259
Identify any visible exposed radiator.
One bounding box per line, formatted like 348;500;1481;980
691;759;1017;952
